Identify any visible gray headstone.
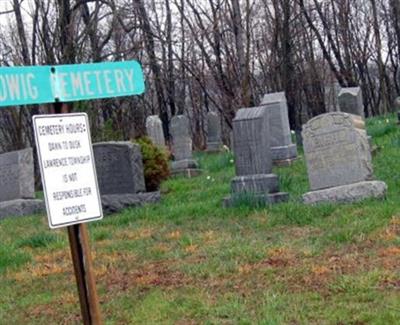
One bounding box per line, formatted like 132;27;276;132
338;87;364;118
0;148;35;202
224;106;288;206
206;111;223;151
233;106;272;175
302;112;372;191
146;115;165;147
260;92;291;147
324;82;341;111
93;142;145;195
170;115;192;161
260;92;297;162
394;97;400;111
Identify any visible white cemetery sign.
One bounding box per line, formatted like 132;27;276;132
33;113;103;228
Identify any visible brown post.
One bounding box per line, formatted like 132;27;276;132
67;224;103;325
58;102;103;325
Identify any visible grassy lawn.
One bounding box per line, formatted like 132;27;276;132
1;114;400;324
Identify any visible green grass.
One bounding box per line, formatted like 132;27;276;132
1;114;400;324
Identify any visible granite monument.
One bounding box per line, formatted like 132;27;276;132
93;142;159;213
170;115;201;177
206;111;223;152
224;106;288;207
338;87;364;118
0;148;44;219
260;92;297;165
146;115;166;148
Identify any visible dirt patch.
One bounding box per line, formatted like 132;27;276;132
103;260;190;294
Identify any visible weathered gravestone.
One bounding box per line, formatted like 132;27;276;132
338;87;365;118
395;96;400;111
146;115;166;148
324;82;341;112
206;111;223;152
0;148;44;220
394;97;400;124
260;92;297;166
302;112;387;204
170;115;201;177
223;106;288;207
93;142;160;213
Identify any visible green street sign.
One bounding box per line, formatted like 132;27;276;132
0;60;145;107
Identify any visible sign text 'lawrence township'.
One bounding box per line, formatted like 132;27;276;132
34;113;103;229
0;60;145;107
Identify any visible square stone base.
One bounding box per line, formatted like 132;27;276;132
171;168;202;178
273;157;299;167
0;199;45;220
171;159;199;170
206;141;223;153
231;174;279;193
303;181;387;205
271;144;297;161
101;192;161;214
223;192;289;207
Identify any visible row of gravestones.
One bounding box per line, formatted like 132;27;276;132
0;87;387;219
145;89;386;207
224;90;386;206
146;87;363;169
0;142;161;219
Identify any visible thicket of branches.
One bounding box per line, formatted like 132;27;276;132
0;0;399;151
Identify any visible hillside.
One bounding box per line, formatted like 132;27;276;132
1;114;400;324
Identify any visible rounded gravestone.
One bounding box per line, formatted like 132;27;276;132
146;115;165;147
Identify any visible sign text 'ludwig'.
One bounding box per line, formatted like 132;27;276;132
0;60;145;107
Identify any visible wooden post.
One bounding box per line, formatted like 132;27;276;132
58;103;103;325
67;224;102;325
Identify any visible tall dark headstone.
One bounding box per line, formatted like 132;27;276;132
206;111;223;152
224;106;288;206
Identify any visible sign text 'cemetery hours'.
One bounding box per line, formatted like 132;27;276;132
33;113;103;228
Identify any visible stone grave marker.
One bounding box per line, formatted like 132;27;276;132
0;148;44;219
338;87;364;118
146;115;165;148
324;81;341;112
206;111;223;152
93;141;159;213
395;96;400;111
302;112;386;204
223;106;288;207
394;97;400;125
170;115;201;177
260;92;297;165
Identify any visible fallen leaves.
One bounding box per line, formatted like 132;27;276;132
166;230;181;240
379;246;400;257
